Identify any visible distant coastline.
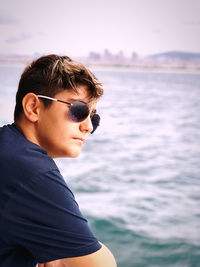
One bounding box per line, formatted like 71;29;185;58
1;61;199;75
1;50;200;74
88;64;200;74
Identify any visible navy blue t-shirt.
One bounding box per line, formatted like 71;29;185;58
0;124;101;266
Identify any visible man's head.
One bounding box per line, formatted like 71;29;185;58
14;54;104;158
14;54;103;121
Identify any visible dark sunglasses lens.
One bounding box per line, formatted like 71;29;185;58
91;114;100;134
68;101;89;122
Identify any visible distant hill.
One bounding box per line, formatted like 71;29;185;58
148;51;200;61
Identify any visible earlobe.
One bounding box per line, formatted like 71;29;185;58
22;93;40;122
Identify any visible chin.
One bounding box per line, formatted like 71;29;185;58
63;148;81;158
51;144;82;158
53;152;80;159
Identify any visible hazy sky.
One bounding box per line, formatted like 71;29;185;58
0;0;200;57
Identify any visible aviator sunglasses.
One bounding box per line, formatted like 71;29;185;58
37;95;100;134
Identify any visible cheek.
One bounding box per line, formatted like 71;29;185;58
37;113;63;146
43;110;68;138
37;109;83;157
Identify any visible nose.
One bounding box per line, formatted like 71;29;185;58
79;116;93;133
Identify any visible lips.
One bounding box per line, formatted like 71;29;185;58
73;137;86;143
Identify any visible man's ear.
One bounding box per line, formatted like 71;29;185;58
22;93;41;122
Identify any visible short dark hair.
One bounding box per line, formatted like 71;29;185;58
14;54;104;121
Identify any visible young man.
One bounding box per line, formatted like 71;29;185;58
0;55;117;267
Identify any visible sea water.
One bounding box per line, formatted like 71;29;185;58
0;64;200;267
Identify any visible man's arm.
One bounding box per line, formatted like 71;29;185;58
39;242;117;267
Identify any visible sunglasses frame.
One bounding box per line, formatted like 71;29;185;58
36;94;97;121
37;95;100;134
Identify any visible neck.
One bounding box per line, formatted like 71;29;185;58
15;116;40;147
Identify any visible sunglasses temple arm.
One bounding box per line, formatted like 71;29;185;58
37;95;59;102
57;99;72;106
37;95;71;106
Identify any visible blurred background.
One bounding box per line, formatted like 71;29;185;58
0;0;200;266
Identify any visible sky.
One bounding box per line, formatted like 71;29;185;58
0;0;200;57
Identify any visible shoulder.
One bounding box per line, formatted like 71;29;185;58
0;123;58;176
0;123;63;201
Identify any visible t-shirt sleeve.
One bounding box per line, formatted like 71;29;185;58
2;169;101;263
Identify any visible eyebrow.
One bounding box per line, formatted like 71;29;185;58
67;97;87;104
67;97;97;107
67;97;97;113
